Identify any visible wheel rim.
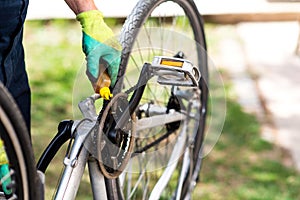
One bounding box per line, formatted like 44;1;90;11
116;1;208;199
0;107;29;200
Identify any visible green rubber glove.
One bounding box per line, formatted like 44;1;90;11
77;10;121;92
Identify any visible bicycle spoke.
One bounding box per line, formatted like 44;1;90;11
133;129;176;154
135;39;145;66
130;51;142;73
143;24;156;57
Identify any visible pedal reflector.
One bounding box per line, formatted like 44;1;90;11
160;59;183;68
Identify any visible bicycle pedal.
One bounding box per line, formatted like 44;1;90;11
151;56;200;87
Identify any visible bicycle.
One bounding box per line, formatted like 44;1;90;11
0;82;42;200
0;0;208;199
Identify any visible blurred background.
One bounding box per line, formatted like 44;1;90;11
24;0;300;199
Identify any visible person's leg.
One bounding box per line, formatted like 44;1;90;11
0;0;30;133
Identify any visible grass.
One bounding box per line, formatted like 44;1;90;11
195;97;300;199
23;20;300;199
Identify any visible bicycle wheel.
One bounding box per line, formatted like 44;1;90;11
0;82;40;199
105;0;208;199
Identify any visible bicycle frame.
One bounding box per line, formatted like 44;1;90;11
37;61;194;199
52;94;108;199
54;99;188;199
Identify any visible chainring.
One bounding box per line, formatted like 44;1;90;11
96;93;136;179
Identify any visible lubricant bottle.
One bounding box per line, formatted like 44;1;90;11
94;60;113;100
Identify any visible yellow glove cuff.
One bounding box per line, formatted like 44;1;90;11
76;10;121;51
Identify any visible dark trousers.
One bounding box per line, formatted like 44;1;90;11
0;0;30;133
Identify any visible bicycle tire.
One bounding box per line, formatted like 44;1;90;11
0;82;40;199
106;0;208;199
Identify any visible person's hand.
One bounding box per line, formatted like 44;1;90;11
76;10;121;96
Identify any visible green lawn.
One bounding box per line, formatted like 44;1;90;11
195;97;300;200
23;20;300;199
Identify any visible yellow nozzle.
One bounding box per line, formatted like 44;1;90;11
100;87;113;100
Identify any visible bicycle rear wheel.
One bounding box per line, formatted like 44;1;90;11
0;83;40;199
105;0;208;199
